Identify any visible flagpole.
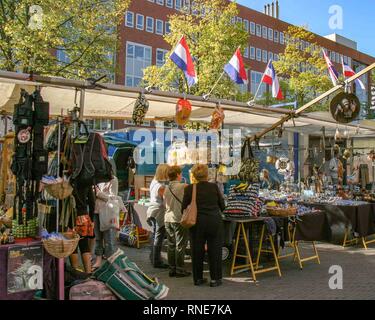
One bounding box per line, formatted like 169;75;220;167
247;60;270;106
203;71;225;100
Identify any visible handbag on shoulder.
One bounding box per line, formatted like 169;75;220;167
180;184;197;229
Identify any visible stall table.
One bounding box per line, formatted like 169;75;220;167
302;202;375;249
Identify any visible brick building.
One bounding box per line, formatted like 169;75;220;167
109;0;375;130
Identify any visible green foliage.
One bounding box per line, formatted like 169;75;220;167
273;25;333;110
142;0;249;100
0;0;130;80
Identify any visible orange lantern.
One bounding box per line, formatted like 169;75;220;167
175;99;192;126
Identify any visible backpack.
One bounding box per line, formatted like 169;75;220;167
71;132;113;186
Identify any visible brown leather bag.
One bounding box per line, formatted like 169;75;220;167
181;184;197;229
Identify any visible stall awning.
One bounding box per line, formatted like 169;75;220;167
1;70;375;137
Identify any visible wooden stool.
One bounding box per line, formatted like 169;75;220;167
230;219;281;282
342;226;375;250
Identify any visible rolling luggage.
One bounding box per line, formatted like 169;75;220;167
69;279;117;300
93;249;169;300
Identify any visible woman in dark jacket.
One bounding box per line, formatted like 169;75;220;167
182;164;225;287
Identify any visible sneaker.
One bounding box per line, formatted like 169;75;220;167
175;270;191;278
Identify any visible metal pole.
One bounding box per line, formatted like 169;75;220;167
203;71;225;100
79;88;85;120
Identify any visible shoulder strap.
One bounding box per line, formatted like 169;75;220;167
168;185;182;204
191;184;197;204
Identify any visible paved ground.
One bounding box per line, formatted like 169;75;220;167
119;239;375;300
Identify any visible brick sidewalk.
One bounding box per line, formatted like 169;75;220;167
119;241;375;300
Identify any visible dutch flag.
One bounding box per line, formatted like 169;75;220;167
261;60;284;100
322;49;339;86
342;58;366;90
170;36;198;87
224;48;248;85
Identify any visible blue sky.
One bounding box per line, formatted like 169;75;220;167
237;0;375;57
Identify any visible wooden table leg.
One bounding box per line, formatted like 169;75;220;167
230;223;242;276
240;223;257;282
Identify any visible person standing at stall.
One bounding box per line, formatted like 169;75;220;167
182;164;225;287
147;164;170;268
164;166;190;278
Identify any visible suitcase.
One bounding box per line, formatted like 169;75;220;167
69;280;117;300
93;249;169;300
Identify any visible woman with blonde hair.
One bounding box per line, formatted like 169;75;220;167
147;164;170;268
182;164;225;287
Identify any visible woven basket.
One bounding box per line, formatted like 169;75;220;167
45;181;73;200
266;206;297;217
42;232;80;259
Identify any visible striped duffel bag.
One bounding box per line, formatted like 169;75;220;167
93;249;169;300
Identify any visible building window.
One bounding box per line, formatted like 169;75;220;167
262;26;268;39
347;57;351;66
243;19;249;32
262;50;268;63
274;30;279;43
256;24;261;37
280;32;284;45
274;54;279;61
251;71;267;96
125;11;134;28
268;28;273;41
156;19;164;35
238;69;249;93
250;46;255;60
175;0;182;10
166;0;173;8
146;17;154;33
343;56;348;64
156;48;169;66
136;14;144;30
56;48;70;64
268;52;273;61
148;0;155;2
85;119;114;132
165;22;171;34
243;47;249;58
156;0;164;5
256;48;261;61
236;17;242;24
126;42;152;87
250;22;256;35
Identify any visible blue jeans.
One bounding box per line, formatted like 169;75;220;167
94;214;117;258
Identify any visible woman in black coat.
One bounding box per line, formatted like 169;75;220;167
182;164;225;287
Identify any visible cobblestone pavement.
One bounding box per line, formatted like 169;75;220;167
119;241;375;300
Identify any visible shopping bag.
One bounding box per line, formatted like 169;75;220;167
99;197;123;232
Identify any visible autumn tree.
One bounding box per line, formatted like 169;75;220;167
0;0;130;80
142;0;249;100
273;25;332;109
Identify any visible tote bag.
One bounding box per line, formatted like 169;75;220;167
180;184;197;229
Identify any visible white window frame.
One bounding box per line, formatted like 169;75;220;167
166;0;173;8
165;21;171;34
256;48;262;62
156;48;169;66
280;32;284;45
268;28;273;41
156;19;164;35
125;11;134;28
262;26;268;39
125;41;152;88
274;30;279;43
243;47;249;58
243;19;249;32
250;22;256;35
268;52;273;61
251;71;267;96
146;17;154;33
250;46;255;60
256;24;262;37
175;0;182;10
136;14;144;30
262;50;268;63
156;0;164;5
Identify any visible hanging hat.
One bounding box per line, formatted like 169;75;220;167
132;93;149;126
175;98;192;126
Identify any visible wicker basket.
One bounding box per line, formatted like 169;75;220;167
42;232;80;259
45;181;73;200
266;206;297;217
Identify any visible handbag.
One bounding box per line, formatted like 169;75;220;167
75;214;94;237
132;93;149;126
180;184;197;229
210;104;225;130
238;139;260;183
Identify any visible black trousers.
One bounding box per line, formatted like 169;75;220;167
190;214;223;282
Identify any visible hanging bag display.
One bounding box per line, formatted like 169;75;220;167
238;139;260;183
180;184;197;229
132;93;149;126
210;104;225;130
175;98;192;126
